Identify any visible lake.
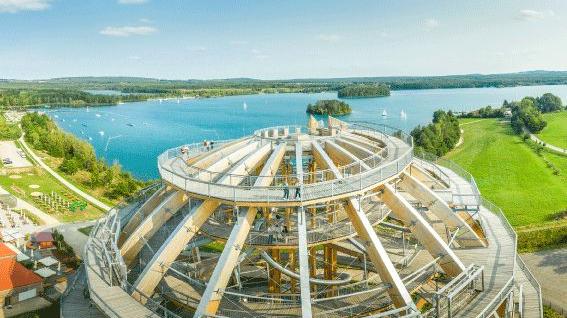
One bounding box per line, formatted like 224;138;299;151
47;85;567;180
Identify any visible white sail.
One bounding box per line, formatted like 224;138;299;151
382;109;387;117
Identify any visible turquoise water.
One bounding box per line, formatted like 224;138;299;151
47;85;567;180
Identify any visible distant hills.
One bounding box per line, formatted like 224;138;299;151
3;70;567;92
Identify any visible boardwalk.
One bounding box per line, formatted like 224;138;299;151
83;227;160;318
61;266;106;318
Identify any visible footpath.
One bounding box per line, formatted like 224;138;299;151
18;135;112;212
525;127;567;155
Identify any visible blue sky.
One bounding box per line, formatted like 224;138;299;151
1;0;566;80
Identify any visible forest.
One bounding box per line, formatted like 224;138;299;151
3;71;567;107
0;88;147;108
21;113;146;200
337;84;390;98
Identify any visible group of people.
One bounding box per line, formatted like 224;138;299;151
202;140;215;151
266;214;287;244
282;179;301;199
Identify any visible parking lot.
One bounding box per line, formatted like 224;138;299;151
0;141;33;168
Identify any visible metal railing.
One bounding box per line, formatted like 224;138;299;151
83;186;183;318
157;124;414;203
516;255;544;318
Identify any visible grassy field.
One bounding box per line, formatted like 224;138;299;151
40;152;118;207
537;111;567;149
445;119;567;226
0;168;105;222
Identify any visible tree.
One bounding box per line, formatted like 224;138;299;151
411;110;460;156
511;98;547;134
306;100;352;115
535;93;563;113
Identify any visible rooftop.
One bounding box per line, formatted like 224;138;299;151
0;242;17;260
0;259;42;291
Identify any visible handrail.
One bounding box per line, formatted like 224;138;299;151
416;153;541;318
516;255;544;318
160;125;410;184
83;185;183;318
157;125;414;202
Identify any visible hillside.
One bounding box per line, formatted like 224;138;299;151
445;118;567;226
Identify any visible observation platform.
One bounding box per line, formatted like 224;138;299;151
157;123;412;206
75;118;542;318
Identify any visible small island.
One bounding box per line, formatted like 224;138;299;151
306;99;352;116
338;84;390;98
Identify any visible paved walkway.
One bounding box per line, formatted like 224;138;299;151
19;135;112;212
521;248;567;314
56;220;96;258
526;128;567;155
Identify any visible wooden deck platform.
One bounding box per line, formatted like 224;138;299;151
84;230;161;318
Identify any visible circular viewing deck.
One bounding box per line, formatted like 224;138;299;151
158;122;413;205
74;118;542;318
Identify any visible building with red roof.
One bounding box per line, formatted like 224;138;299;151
0;243;17;261
0;253;43;306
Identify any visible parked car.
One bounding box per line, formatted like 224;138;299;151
3;158;13;164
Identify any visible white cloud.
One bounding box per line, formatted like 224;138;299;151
100;25;157;37
0;0;50;13
424;18;439;29
139;18;152;23
317;34;341;43
519;9;554;21
128;55;142;60
118;0;148;4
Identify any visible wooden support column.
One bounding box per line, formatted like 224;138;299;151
269;249;281;294
323;245;337;297
289;249;297;294
324;201;337;296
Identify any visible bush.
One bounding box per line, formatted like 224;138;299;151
517;221;567;253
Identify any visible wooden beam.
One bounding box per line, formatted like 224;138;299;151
382;183;466;277
398;172;486;247
132;199;220;301
311;141;414;308
120;190;188;265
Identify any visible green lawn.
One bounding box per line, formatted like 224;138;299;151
445;119;567;226
537;111;567;149
0;169;105;222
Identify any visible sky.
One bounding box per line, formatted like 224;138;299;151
1;0;567;80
